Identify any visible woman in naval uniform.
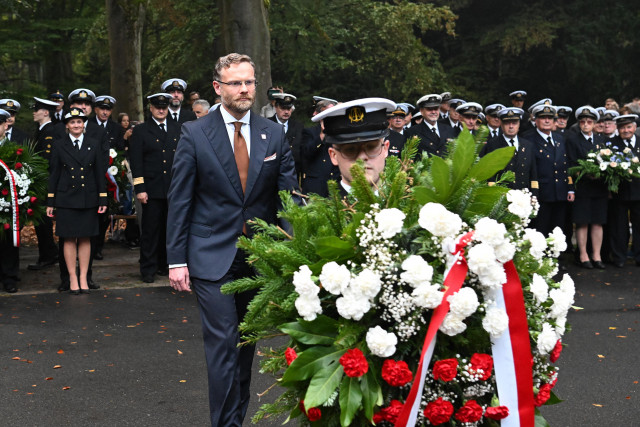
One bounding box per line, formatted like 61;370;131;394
47;109;107;294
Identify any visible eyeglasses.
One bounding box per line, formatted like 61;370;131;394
215;79;258;88
334;141;384;160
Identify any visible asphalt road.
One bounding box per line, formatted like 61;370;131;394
1;244;638;426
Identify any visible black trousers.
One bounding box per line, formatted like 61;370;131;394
608;199;640;264
34;216;57;262
140;198;167;276
0;238;19;287
534;201;567;237
92;212;110;253
192;250;256;427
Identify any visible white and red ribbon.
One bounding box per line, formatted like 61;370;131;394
395;236;534;427
0;158;20;247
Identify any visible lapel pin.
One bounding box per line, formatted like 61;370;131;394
261;134;267;140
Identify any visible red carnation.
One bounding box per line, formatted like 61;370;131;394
3;223;10;230
433;358;458;382
485;405;509;420
534;383;553;407
14;162;22;169
550;340;563;363
1;188;8;196
381;359;413;387
469;353;493;381
373;400;404;424
339;348;368;378
30;196;38;204
285;347;297;366
27;208;34;216
299;400;321;422
455;400;483;423
423;397;454;425
16;148;23;155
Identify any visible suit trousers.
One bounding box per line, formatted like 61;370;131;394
192;249;257;427
608;199;640;264
534;201;567;237
140;198;168;276
0;238;19;286
34;216;58;262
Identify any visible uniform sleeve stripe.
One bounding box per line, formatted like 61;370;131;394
133;177;144;185
531;181;539;189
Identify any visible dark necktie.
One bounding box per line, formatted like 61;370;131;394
547;136;554;147
492;130;497;138
173;113;178;121
587;137;592;145
74;139;80;151
509;139;515;147
159;122;166;132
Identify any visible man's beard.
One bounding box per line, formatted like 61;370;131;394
171;99;181;109
223;93;255;115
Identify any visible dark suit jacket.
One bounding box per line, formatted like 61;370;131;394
269;115;304;176
565;132;608;198
129;119;181;199
611;136;640;201
34;121;64;162
8;127;29;145
480;135;538;196
166;108;298;282
46;135;107;208
300;125;339;197
526;129;572;202
387;130;407;157
94;118;125;151
168;108;197;125
405;121;455;158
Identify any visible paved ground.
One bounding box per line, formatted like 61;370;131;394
1;244;638;426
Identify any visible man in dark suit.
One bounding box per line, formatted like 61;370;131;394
555;106;573;134
485;103;505;139
0;99;29;144
49;90;66;123
130;93;180;283
166;53;298;426
162;78;197;124
509;90;531;133
456;102;484;135
300;99;340;197
387;103;408;157
439;98;465;137
28;97;63;271
94;95;125;151
523;104;575;236
439;91;451;120
406;93;455;158
480;107;538;196
269;93;304;179
609;114;640;268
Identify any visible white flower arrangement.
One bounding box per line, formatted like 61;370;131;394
366;326;398;357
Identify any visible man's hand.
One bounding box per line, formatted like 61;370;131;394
169;266;191;292
46;207;54;217
137;192;149;204
567;192;575;202
98;205;107;214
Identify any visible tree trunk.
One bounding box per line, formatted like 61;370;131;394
106;0;146;121
217;0;272;111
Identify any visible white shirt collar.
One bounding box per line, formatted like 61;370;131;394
536;127;552;140
39;120;52;131
152;117;167;127
220;105;250;126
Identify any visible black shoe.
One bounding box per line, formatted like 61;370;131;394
69;288;80;295
94;252;103;260
27;257;58;271
592;260;606;269
142;275;155;283
4;283;17;293
156;269;169;276
578;260;593;269
80;289;90;294
58;283;70;292
88;279;100;290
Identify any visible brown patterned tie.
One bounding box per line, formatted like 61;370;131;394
233;122;250;235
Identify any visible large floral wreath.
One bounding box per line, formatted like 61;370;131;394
0;140;48;245
223;131;572;426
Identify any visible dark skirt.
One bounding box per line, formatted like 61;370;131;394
55;207;99;238
572;195;608;225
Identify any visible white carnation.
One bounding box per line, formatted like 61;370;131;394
549;288;573;319
375;208;405;239
366;326;398;358
558;274;575;297
599;162;607;171
293;265;318;297
319;262;351;295
109;148;118;158
523;228;547;259
350;269;382;299
555;316;567;338
548;227;568;256
483;306;509;338
621;162;630;170
447;287;479;318
412;284;443;309
467;243;507;288
439;313;467;336
108;166;119;176
336;290;371;321
506;189;534;219
474;217;508;247
537;323;558;355
295;295;322;321
418;203;463;237
400;255;433;288
494;241;516;263
530;273;549;303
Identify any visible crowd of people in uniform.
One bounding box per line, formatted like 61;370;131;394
1;79;640;294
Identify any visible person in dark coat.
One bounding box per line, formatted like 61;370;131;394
269;93;304;180
555;106;573;134
46;109;107;294
162;78;197;124
566;106;609;269
406;93;455;158
129;93;181;283
49;90;66;123
0;99;29;144
0;109;20;292
387;104;408;157
456;102;484;136
608;114;640;268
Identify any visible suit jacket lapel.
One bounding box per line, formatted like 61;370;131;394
61;136;78;162
203;109;244;199
245;112;268;198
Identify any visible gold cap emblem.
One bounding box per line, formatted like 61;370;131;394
347;106;365;124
